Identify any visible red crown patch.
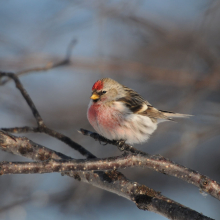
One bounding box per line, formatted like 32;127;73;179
92;80;103;90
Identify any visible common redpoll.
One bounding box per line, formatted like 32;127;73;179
87;78;190;145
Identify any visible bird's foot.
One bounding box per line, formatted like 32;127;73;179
99;139;108;146
116;140;126;151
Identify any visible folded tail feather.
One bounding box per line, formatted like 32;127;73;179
161;110;192;119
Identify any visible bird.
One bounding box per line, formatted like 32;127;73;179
87;78;190;145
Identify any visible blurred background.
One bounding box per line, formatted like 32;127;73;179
0;0;220;219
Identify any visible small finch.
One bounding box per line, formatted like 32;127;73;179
87;78;190;145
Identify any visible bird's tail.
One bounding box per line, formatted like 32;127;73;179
161;110;192;119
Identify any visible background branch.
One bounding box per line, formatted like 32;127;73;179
0;39;77;85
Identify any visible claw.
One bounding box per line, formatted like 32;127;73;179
117;140;126;151
98;139;108;146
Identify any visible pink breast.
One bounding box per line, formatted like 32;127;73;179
88;103;120;130
88;104;99;126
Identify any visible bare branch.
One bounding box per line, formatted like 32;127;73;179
1;54;220;90
79;128;145;153
0;39;77;85
0;71;94;158
0;130;213;220
1;128;220;202
79;129;220;201
0;130;71;161
0;72;44;127
1;126;95;159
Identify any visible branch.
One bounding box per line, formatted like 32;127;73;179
1;54;219;89
0;130;213;220
79;129;220;201
0;73;44;127
0;71;94;158
0;39;77;85
79;128;146;153
5;126;220;202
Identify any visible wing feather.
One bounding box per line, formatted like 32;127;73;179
117;86;150;114
117;86;191;122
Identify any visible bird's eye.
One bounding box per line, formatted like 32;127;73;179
102;91;107;94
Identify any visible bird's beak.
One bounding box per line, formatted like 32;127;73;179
90;93;100;100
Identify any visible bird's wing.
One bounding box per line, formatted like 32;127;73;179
117;86;150;114
141;105;169;121
118;86;191;121
117;86;191;122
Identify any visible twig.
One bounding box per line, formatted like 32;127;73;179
79;128;145;153
0;39;77;85
0;130;213;220
0;71;94;158
2;126;95;159
0;73;44;126
1;55;219;89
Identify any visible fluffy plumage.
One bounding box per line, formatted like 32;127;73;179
87;78;190;144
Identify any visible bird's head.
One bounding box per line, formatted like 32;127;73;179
90;78;126;104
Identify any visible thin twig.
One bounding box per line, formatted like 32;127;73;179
0;71;94;158
79;128;146;154
0;72;44;127
0;39;77;85
1;126;95;159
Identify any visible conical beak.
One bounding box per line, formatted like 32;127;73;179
90;93;100;100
